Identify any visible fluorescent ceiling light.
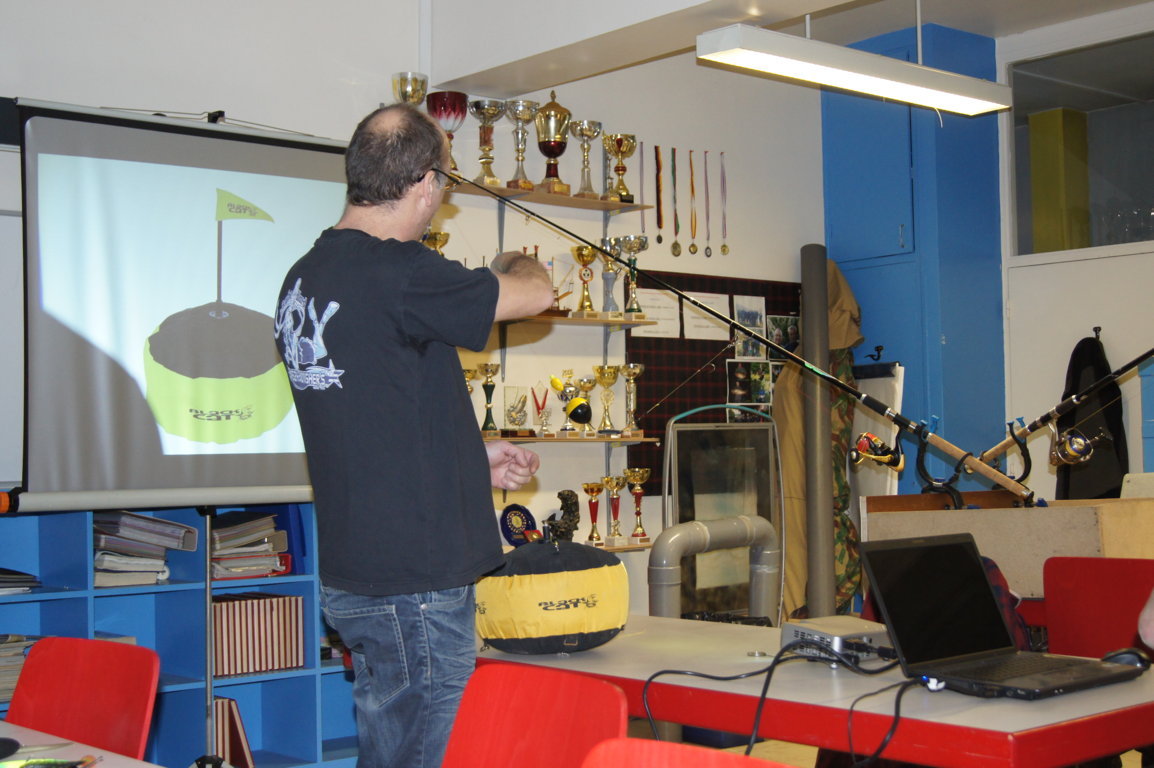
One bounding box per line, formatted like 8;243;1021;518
697;24;1012;117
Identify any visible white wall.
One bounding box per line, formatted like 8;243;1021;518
0;0;825;609
995;5;1154;500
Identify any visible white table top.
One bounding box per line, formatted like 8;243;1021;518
478;613;1154;735
0;721;162;768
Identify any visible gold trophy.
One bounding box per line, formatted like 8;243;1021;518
592;364;619;434
600;237;624;320
622;362;645;437
476;363;501;437
582;481;605;547
618;234;648;319
569;120;603;199
462;368;476;394
391;72;428;105
623;467;651;544
576;375;598;437
502;386;535;438
426;90;468;172
602;133;637;203
534;91;571;195
601;475;628;547
424;230;449;255
570;245;600;319
505;100;539;191
469;98;507;186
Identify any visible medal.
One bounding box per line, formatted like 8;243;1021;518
703;150;713;258
671;147;681;257
720;150;729;255
688;150;698;255
654;145;664;245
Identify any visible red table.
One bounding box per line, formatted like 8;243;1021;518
477;614;1154;767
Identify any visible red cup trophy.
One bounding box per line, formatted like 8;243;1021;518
534;91;571;195
623;467;651;544
582;481;605;547
426;91;468;172
602;475;628;548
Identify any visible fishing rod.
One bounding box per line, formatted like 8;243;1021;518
446;171;1035;504
977;344;1154;474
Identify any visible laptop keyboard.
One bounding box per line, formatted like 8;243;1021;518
958;654;1084;682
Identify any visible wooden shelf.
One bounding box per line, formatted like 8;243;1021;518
450;183;652;214
517;314;656;329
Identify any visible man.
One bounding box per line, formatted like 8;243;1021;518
274;103;553;768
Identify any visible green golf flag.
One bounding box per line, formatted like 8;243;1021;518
216;189;274;222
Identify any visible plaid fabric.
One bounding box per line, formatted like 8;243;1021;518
624;270;801;490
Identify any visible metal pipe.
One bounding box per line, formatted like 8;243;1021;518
647;515;781;624
801;245;835;618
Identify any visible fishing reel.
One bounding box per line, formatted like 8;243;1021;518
1048;424;1109;466
848;432;905;472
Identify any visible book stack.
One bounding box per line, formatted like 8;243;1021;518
0;567;41;595
214;696;255;768
93;510;198;587
0;634;40;701
211;592;304;676
211;510;292;580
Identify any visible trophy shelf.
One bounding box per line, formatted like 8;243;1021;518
484;436;659;446
521;315;656;329
451;183;652;214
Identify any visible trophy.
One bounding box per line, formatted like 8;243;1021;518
534;91;571;195
391;72;428;105
570;245;600;319
426;91;468;171
531;381;553;437
476;362;501;437
602;133;637;203
462;368;476;394
618;234;648;319
582;481;605;547
592;364;619;434
502;386;535;438
601;475;628;547
576;375;598;437
469;98;507;186
569;120;603;199
424;230;449;255
550;370;591;437
622;362;645;436
505;100;539;191
623;467;651;544
600;237;624;320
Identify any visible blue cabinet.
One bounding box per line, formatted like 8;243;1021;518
0;503;355;768
822;25;1005;494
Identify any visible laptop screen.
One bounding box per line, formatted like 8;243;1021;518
860;534;1016;668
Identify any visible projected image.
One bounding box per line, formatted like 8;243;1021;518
37;154;343;455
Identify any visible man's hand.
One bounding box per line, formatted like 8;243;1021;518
486;440;541;491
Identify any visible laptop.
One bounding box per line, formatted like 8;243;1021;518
859;533;1145;699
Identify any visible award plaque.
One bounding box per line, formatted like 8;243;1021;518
499;503;537;547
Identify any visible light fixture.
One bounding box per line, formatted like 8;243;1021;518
696;23;1012;116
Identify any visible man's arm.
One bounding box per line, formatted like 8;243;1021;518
490;251;554;322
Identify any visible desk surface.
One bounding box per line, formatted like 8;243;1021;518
477;614;1154;768
0;721;161;768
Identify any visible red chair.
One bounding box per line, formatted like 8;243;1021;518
6;636;160;759
581;737;795;767
442;663;628;768
1043;556;1154;656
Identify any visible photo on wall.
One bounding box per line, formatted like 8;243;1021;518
733;295;767;359
767;314;800;359
725;359;773;423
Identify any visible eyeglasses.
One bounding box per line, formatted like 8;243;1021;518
432;167;460;191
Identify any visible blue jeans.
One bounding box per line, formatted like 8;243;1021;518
321;583;476;768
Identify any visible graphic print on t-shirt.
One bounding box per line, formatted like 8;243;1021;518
275;277;344;391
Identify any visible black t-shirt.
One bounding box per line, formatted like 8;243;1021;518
275;228;504;595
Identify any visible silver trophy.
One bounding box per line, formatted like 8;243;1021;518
618;234;648;319
505;100;539;191
469;98;507;186
569;120;603;199
600;237;624;320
